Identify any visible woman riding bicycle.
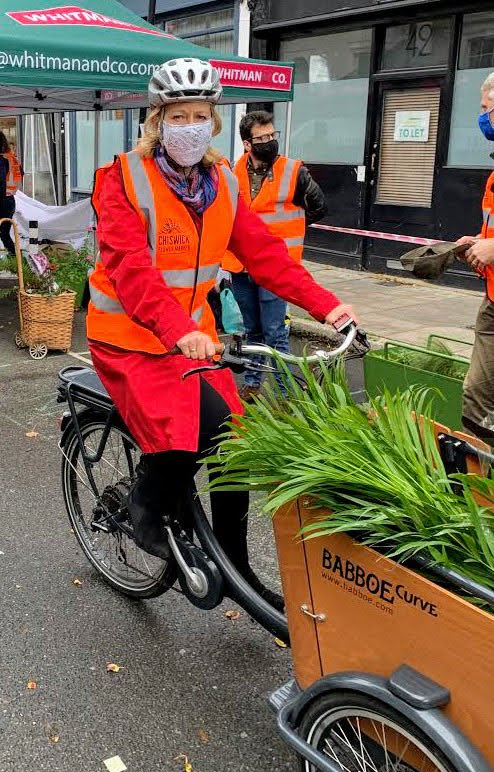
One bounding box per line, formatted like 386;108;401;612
87;57;356;609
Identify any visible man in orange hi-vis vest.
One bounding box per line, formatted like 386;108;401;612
457;72;494;441
222;110;327;400
0;132;21;256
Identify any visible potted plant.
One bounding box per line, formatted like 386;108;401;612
0;239;78;359
43;238;94;310
208;361;494;612
364;335;473;429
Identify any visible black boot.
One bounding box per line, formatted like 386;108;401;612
211;492;284;613
126;454;170;561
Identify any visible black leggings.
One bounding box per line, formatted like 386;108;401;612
154;378;250;566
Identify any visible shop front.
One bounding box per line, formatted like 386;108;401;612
252;0;494;286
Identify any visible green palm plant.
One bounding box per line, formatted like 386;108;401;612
207;360;494;603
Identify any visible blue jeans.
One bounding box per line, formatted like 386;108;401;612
231;272;290;390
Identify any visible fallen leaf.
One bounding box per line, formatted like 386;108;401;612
103;757;127;772
106;662;124;673
197;728;209;744
273;637;288;649
72;578;83;587
175;755;193;772
25;430;39;438
26;681;37;690
45;723;59;741
224;609;241;621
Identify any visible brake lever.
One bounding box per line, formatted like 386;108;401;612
354;328;371;353
182;361;227;379
182;350;254;379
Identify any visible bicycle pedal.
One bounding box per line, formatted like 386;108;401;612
90;519;112;534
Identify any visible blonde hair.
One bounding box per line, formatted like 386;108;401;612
136;104;224;167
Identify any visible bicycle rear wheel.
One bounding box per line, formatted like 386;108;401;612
61;413;177;598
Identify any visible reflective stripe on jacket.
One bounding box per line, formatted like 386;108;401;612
3;151;22;195
481;170;494;302
87;151;238;353
222;154;305;273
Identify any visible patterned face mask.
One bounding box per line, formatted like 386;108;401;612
160;119;213;167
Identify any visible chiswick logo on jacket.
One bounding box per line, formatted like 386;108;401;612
158;218;191;253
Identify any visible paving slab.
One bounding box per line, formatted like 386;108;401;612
291;262;483;353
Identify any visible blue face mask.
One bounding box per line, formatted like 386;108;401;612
479;109;494;140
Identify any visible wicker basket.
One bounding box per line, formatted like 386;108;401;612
1;217;77;357
18;288;76;349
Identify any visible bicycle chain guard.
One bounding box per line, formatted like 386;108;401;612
174;536;225;610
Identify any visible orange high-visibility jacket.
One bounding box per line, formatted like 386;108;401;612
87;151;238;354
3;151;22;195
481;171;494;302
222;154;305;273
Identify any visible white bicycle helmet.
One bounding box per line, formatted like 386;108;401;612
149;58;222;106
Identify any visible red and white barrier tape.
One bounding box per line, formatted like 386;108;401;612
310;223;442;247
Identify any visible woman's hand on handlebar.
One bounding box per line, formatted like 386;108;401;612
325;303;359;328
176;331;224;360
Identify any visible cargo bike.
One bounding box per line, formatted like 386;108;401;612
56;324;494;772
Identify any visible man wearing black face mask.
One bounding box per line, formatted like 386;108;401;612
222;110;327;400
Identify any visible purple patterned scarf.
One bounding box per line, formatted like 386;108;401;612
154;145;218;215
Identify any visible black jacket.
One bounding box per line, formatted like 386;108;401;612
293;164;327;225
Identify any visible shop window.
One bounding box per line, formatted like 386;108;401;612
73;112;94;191
0;117;18;155
382;20;451;71
276;30;372;165
468;38;494;70
131;108;141;148
164;8;234;37
72;110;125;192
23;115;56;204
448;12;494;168
100;110;125;167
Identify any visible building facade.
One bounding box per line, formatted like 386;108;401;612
250;0;494;286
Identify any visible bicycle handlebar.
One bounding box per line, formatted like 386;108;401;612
238;324;358;364
182;323;369;379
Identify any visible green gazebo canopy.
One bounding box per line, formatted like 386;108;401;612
0;0;294;112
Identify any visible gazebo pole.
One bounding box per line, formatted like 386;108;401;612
94;109;100;173
284;100;292;156
147;0;156;25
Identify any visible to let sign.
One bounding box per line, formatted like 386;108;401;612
394;110;430;142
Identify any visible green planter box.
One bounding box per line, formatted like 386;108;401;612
364;336;472;430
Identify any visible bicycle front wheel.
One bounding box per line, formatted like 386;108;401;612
298;690;456;772
61;413;177;599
